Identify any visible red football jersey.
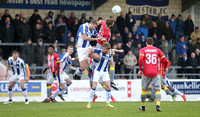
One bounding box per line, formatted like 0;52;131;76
158;58;171;78
97;21;111;45
139;46;167;77
47;52;60;75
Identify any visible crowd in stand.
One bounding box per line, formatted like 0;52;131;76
0;9;200;79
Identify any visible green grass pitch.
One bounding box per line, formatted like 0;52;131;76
0;101;199;117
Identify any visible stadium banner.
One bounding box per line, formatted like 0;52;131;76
126;0;169;20
0;79;200;102
0;0;92;11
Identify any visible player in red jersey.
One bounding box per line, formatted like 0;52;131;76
138;37;168;112
42;44;62;102
150;58;186;102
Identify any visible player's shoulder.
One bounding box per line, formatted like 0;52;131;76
18;57;25;63
53;52;59;57
8;57;13;61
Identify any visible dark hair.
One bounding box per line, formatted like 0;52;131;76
146;37;154;45
90;20;98;25
12;50;19;55
48;44;54;49
67;45;74;49
98;17;102;21
106;18;114;26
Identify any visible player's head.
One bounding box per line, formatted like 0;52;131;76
67;45;74;55
48;44;54;54
12;50;19;60
89;20;98;31
106;18;114;28
146;37;154;46
102;43;111;54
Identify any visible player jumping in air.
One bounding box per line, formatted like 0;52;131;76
138;37;168;112
73;20;105;79
4;50;29;105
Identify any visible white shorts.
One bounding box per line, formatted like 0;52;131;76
77;47;92;62
161;74;171;87
10;74;25;82
47;73;55;84
96;43;102;49
92;70;110;82
58;72;70;84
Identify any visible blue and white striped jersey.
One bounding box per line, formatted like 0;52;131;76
61;52;71;71
75;23;98;48
94;49;112;72
8;57;26;76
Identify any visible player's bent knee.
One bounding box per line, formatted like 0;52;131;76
161;85;165;90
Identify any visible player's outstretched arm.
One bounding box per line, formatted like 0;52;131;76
5;64;11;79
112;49;124;53
82;34;102;41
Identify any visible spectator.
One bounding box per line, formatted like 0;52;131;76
66;36;76;57
66;31;72;42
187;38;195;57
78;17;86;26
29;9;42;29
89;17;93;23
132;43;141;61
162;22;173;49
160;35;169;59
2;9;13;24
80;13;88;22
123;27;129;45
123;50;137;79
53;41;61;54
168;14;176;36
124;40;132;55
153;33;160;49
125;11;136;32
114;43;124;75
127;32;133;42
133;34;140;47
176;36;188;57
175;14;184;43
194;38;200;50
155;13;165;30
0;12;3;26
67;12;77;30
131;27;137;39
59;48;66;59
116;12;126;35
13;14;21;43
47;11;55;26
142;14;152;29
55;9;67;24
137;20;148;38
22;39;34;74
195;48;200;60
43;17;49;30
149;21;161;38
115;32;123;43
188;52;199;79
184;15;194;42
190;27;200;45
32;23;43;43
55;17;68;43
110;34;117;47
2;22;14;60
18;18;32;43
19;12;24;22
110;16;119;34
70;18;79;38
44;22;57;43
177;53;190;78
34;39;45;79
140;34;146;48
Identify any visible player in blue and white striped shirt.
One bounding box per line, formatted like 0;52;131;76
74;20;105;78
85;43;123;108
4;50;29;105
